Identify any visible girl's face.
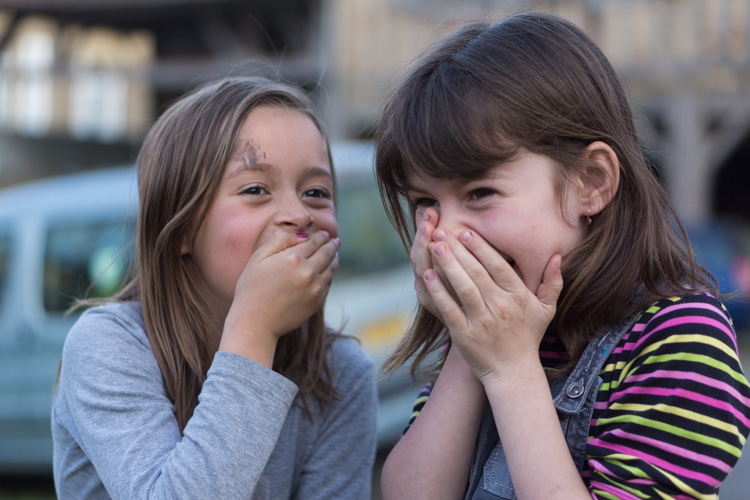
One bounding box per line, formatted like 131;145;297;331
406;150;585;294
185;106;338;316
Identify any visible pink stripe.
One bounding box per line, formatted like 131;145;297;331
606;428;732;474
589;479;642;500
633;314;735;353
625;369;750;412
589;459;655;486
590;455;719;499
609;385;750;428
592;441;717;484
539;350;564;359
650;301;724;323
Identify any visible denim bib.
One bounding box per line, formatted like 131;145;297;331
464;319;634;500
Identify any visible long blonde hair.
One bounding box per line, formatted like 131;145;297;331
116;77;338;430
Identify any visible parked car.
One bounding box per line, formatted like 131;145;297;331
0;142;419;474
686;218;750;333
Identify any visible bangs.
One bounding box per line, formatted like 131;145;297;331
386;56;520;187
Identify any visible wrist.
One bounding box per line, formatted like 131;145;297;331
220;317;278;369
480;356;546;394
444;344;483;386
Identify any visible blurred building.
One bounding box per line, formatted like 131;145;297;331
0;0;749;224
0;0;325;186
329;0;750;224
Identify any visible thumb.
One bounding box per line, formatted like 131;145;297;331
536;254;563;312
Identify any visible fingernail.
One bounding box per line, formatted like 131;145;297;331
296;232;308;238
424;269;436;281
460;231;473;243
333;237;341;247
432;244;446;256
433;229;447;241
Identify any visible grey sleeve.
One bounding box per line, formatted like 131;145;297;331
58;308;298;499
294;338;378;500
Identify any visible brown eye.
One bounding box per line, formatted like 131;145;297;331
304;187;331;199
413;198;437;207
469;188;496;200
242;185;268;195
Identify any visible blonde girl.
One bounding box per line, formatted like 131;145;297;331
52;77;377;499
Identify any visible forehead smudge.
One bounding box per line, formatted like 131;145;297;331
233;139;267;168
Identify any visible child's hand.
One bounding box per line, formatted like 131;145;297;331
221;229;340;366
411;207;446;323
422;228;563;387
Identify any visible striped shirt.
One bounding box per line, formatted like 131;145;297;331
406;293;750;498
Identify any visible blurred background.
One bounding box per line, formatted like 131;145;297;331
0;0;749;498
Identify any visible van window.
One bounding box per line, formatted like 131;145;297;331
336;178;407;276
44;218;135;312
0;232;10;307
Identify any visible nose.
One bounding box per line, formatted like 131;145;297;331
432;204;464;236
275;195;313;229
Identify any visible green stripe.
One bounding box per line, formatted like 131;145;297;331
594;414;742;456
642;352;750;387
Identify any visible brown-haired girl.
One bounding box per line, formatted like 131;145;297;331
376;11;750;499
52;77;377;499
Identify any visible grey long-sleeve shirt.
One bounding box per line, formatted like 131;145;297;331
52;302;377;499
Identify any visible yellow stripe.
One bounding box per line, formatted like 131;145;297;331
590;461;650;498
607;402;747;445
413;396;429;406
618;333;747;387
594;414;742;456
593;457;717;500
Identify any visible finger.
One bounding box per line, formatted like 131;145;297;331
536;254;563;311
422;268;466;332
428;240;484;312
453;229;524;293
251;230;305;262
410;209;437;275
320;251;340;287
305;235;341;274
430;228;504;298
412;212;447;307
295;230;333;259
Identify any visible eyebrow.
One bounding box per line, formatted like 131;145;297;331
227;160;333;182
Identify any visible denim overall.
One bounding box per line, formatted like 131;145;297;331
464;319;634;500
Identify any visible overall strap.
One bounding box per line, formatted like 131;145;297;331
552;316;637;414
464;315;639;500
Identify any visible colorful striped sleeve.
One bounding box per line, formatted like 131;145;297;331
402;381;433;436
586;293;750;499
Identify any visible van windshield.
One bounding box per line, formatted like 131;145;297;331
44;217;135;312
335;177;407;277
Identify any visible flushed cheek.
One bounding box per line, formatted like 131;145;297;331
315;211;339;238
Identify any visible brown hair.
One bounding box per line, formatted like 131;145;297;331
375;12;718;377
115;77;338;430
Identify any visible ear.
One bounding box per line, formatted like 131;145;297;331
179;235;191;256
576;141;620;217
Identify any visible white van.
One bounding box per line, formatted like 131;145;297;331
0;142;419;473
